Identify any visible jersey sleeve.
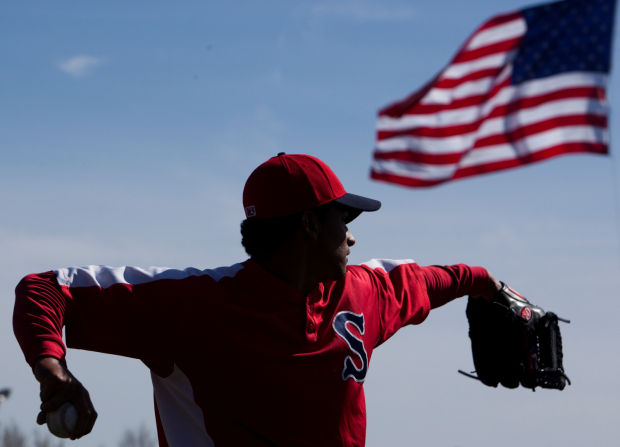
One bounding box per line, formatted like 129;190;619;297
13;265;214;373
357;259;491;345
13;271;69;366
420;264;492;308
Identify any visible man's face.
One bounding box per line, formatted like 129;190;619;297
312;203;356;281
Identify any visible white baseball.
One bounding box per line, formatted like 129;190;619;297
46;402;78;438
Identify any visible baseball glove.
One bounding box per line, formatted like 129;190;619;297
459;282;570;391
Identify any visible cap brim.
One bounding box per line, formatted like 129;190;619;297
334;193;381;223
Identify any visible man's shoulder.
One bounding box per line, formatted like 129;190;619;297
54;262;247;289
348;258;418;275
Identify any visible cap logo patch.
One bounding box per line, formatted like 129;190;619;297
245;205;256;218
521;307;532;321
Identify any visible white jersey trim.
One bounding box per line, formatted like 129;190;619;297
362;259;415;273
54;263;244;288
152;365;214;447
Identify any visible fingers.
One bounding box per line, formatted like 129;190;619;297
44;381;97;438
40;393;70;413
73;388;98;438
40;386;98;438
34;357;97;439
74;410;98;439
489;274;502;294
471;273;503;302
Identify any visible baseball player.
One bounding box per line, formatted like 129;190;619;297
14;153;502;446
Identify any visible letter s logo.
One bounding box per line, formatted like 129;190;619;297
333;311;368;382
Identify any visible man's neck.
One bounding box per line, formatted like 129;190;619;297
254;251;318;295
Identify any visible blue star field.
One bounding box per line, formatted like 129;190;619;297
512;0;616;84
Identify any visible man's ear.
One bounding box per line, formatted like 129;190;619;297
301;210;320;240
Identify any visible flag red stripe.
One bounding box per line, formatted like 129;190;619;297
453;142;608;178
371;142;607;188
432;67;504;90
449;11;522;63
373;150;463;165
369;170;446;188
389;77;511;116
470;11;522;34
472;114;607;149
377;86;606;140
374;114;608;165
382;83;600;121
452;37;522;64
378;76;439;117
499;86;606;117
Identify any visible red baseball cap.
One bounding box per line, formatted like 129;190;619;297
243;153;381;221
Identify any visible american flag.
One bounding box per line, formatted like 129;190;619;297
371;0;616;187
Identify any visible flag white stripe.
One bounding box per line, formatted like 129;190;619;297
460;125;609;167
377;71;608;131
373;125;607;182
441;52;513;79
371;159;456;180
465;17;526;50
422;77;499;104
375;97;607;153
377;94;604;135
423;63;514;105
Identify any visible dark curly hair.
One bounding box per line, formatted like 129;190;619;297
240;212;303;260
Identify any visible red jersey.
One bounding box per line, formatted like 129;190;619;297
14;258;490;446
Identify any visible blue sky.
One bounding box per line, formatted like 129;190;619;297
1;1;619;445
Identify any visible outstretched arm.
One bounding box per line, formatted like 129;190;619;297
13;271;101;438
13;265;192;437
358;259;502;345
420;264;501;308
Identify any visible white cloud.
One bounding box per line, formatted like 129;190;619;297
312;0;414;22
58;55;102;78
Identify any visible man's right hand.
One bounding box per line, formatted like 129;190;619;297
34;357;98;439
